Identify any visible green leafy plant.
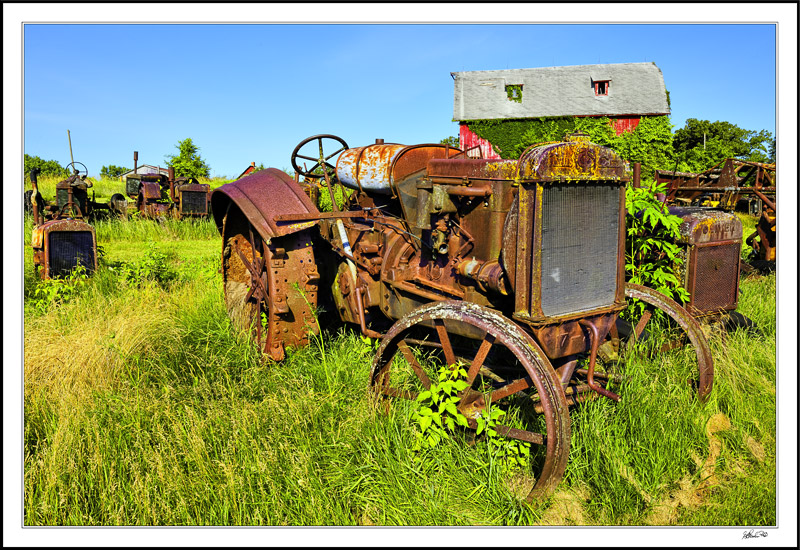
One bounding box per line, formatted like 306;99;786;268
29;264;89;315
411;363;470;452
505;84;523;103
475;406;531;470
625;180;689;318
119;243;176;288
411;363;531;470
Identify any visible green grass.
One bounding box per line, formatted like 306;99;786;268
22;217;776;526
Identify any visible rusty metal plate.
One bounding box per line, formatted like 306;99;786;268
518;136;625;182
211;168;319;240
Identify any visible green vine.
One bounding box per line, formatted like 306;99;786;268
462;115;676;181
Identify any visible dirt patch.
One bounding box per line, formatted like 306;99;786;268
644;413;731;525
743;433;766;463
538;485;591;526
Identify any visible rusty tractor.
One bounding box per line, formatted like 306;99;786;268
661;206;756;332
124;151;211;220
24;131;128;222
28;167;98;280
656;159;776;269
210;133;714;501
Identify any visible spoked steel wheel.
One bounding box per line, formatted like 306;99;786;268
600;283;714;401
221;207;320;361
370;301;571;501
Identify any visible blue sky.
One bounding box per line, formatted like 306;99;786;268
22;22;777;178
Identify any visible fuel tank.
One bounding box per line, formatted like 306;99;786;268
335;143;460;194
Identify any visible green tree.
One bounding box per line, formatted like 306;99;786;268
164;138;211;179
100;164;131;178
24;154;68;178
439;136;459;148
673;119;774;172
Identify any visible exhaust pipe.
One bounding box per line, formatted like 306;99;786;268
30;168;41;225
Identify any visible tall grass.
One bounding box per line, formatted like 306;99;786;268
22;221;776;526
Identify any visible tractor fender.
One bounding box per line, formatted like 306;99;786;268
211;168;319;240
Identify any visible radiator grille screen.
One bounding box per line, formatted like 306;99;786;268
181;191;208;215
691;243;739;312
540;184;620;317
48;231;95;278
126;178;140;197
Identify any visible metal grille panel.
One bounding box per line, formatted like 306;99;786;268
540;184;620;317
181;191;208;215
48;231;96;278
690;243;740;312
126;179;140;197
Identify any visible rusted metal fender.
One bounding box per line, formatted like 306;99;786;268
211;168;319;240
625;283;714;401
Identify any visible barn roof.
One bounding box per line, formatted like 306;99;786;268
452;62;669;121
119;165;170;178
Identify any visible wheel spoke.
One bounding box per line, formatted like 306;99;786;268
493;424;545;446
489;376;533;403
465;333;494;386
434;319;457;367
295;153;318;163
324;146;347;161
634;308;653;340
398;340;431;389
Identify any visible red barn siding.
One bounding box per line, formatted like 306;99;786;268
459;124;502;159
612;117;641;136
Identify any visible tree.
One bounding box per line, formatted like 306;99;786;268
164;138;211;179
672;119;774;172
440;136;459;148
24;154;68;178
100;164;130;179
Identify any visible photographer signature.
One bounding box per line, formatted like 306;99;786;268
742;529;768;540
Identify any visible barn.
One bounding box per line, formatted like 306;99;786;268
119;164;170;182
452;62;670;158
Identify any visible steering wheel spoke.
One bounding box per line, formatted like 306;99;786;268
291;134;349;178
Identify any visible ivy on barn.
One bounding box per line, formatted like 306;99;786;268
461;115;676;182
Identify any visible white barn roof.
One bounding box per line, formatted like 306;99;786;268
452;62;669;121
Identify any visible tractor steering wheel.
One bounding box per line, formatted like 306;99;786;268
66;162;88;178
291;134;348;179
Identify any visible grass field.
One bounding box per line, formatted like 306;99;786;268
20;213;778;530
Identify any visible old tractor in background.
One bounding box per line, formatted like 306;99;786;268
124;151;211;219
27;167;98;280
210;133;713;501
24;130;128;222
656;159;776;270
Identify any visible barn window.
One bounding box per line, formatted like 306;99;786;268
505;84;523;103
594;80;609;96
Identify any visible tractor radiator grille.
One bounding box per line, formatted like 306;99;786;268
126;179;140;197
540;184;620;317
181;191;208;215
690;243;740;313
48;231;95;278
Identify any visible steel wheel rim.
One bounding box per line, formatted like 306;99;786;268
370;301;570;501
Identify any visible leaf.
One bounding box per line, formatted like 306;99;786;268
444;402;458;417
417;391;432;403
419;415;432;432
